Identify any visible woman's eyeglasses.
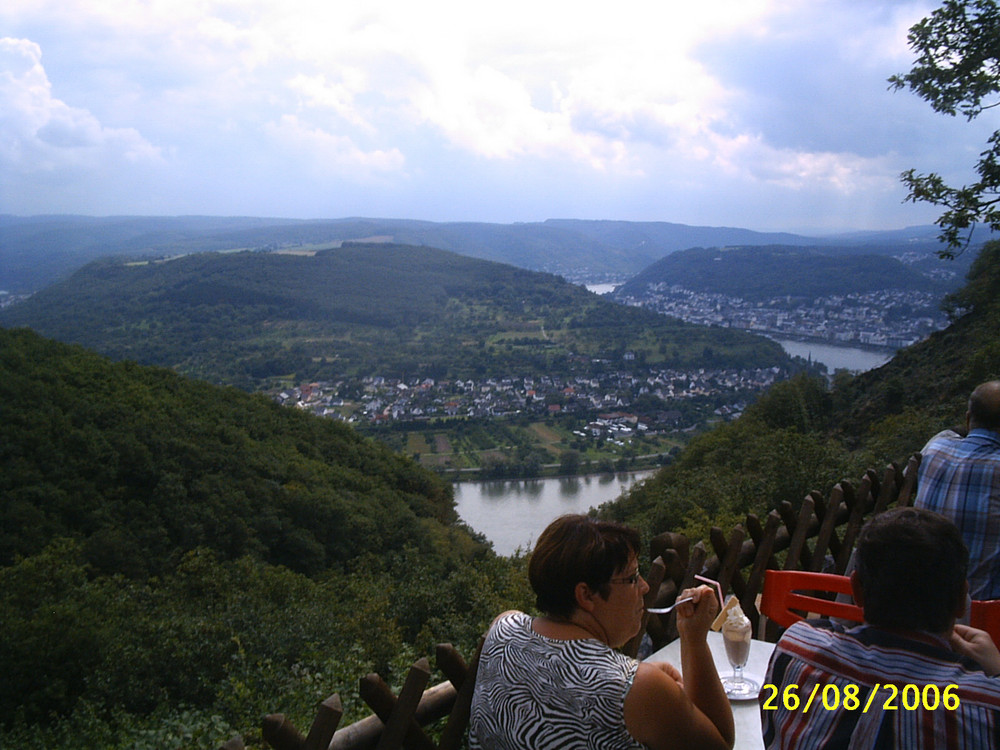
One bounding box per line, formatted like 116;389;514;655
609;570;643;586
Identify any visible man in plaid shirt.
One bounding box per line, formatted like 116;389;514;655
915;380;1000;600
761;508;1000;749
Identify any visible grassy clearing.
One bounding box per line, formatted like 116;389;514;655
528;422;562;444
406;433;431;455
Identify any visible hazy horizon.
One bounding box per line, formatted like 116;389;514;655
0;212;942;239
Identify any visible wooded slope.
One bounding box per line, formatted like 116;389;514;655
1;244;790;388
0;327;462;577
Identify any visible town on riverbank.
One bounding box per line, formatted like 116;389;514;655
268;362;803;479
615;285;947;350
267;278;954;479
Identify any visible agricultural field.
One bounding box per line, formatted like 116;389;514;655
371;417;681;479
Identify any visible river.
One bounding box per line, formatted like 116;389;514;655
454;471;656;555
459;293;892;553
454;337;891;554
768;337;893;373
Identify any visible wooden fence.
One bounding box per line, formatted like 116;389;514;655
631;453;920;651
221;454;920;750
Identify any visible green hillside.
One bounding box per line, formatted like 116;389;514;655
0;327;462;576
3;241;997;748
0;243;790;389
601;241;1000;544
0;327;531;747
833;241;1000;438
614;245;952;302
5;242;995;749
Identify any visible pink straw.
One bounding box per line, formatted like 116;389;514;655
694;574;724;610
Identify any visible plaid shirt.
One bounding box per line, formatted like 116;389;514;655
915;428;1000;599
761;620;1000;750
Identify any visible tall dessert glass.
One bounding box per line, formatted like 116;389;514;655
720;605;759;698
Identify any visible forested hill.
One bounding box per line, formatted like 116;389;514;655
613;245;954;302
601;242;1000;546
0;243;790;389
0;326;531;744
0;327;463;577
833;241;1000;437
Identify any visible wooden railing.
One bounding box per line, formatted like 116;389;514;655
631;453;920;651
234;454;920;750
239;642;482;750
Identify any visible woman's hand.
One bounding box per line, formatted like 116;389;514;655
675;585;720;641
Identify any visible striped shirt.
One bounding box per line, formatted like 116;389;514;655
469;611;645;750
761;620;1000;749
914;428;1000;599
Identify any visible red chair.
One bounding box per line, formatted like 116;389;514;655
970;599;1000;647
760;570;864;628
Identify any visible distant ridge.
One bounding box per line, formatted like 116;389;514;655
542;218;810;253
613;245;953;302
0;214;951;294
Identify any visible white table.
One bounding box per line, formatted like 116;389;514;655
645;631;775;750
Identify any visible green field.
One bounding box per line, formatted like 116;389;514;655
368;417;682;479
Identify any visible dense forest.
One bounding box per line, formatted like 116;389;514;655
0;329;533;747
0;244;791;389
613;244;957;302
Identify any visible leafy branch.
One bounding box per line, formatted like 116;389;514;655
891;0;1000;257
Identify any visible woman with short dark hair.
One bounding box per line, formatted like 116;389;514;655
469;514;734;750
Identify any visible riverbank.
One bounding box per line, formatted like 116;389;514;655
441;451;671;482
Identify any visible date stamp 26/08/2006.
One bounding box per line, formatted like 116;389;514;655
761;683;961;713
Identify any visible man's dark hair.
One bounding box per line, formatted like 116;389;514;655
969;381;1000;431
856;507;968;633
528;514;641;618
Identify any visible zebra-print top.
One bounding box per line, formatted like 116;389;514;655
468;611;646;750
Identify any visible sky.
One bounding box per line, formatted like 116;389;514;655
1;0;995;234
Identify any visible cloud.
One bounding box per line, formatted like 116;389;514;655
0;37;162;175
0;1;986;230
264;114;405;175
286;72;373;130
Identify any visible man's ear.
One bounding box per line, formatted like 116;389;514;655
574;581;597;613
849;570;865;609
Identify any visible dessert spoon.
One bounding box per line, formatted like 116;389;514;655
646;596;694;614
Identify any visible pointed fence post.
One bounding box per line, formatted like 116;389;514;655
437;638;485;750
359;658;436;750
262;713;307;750
304;695;343;750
